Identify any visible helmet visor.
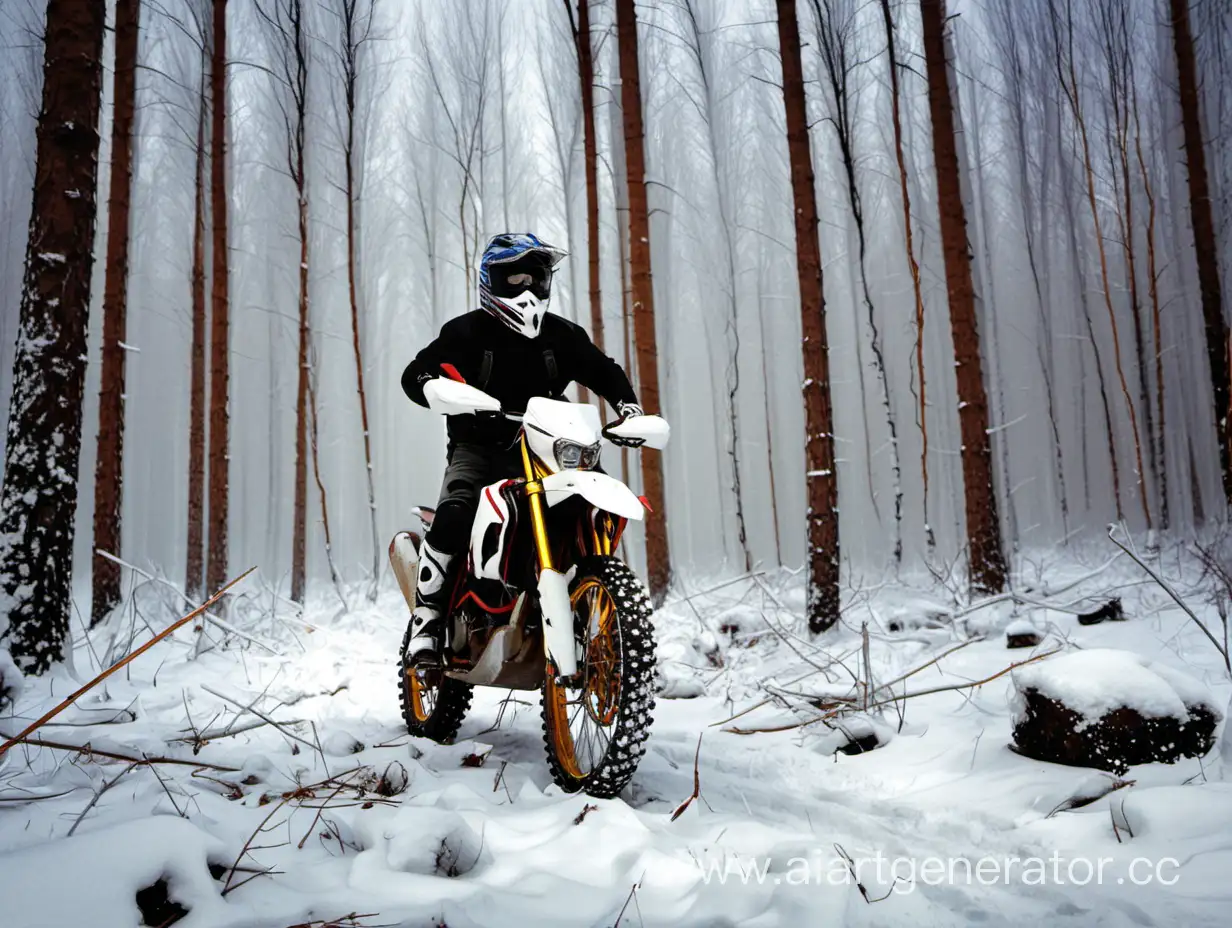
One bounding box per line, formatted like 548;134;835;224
491;258;552;300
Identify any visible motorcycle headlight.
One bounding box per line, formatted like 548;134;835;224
554;438;601;470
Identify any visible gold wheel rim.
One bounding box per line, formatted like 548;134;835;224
546;579;622;780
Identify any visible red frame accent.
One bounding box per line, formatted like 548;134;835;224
638;495;654;513
484;485;505;522
455;590;517;615
440;363;466;383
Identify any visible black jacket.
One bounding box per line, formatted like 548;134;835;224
402;310;639;447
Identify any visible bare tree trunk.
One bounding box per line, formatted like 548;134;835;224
206;0;231;595
919;0;1006;593
335;0;380;597
1060;116;1123;521
1053;0;1151;532
810;0;902;566
0;0;106;673
91;0;141;626
615;0;670;603
879;0;932;549
960;63;1019;551
255;0;313;605
776;0;840;632
291;189;310;605
575;1;604;392
1132;77;1168;529
1100;0;1156;524
677;0;751;573
309;346;345;607
1170;0;1230;507
186;43;208;600
756;257;783;566
992;3;1069;539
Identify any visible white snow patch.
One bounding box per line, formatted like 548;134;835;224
0;816;227;928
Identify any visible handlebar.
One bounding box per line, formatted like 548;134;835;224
477;408;643;446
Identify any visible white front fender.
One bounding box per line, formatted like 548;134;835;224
539;469;645;521
538;568;577;676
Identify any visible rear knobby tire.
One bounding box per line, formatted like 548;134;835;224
398;624;472;743
541;556;657;798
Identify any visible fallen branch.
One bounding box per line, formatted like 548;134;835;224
222;797;291;895
708;650;861;728
173;717;306;751
670;734;703;821
0;568;255;762
97;551;275;653
726;648;1061;735
667;572;766;608
0;734;241;772
67;762;140;836
1107;525;1231;674
200;685;321;756
876;637;982;693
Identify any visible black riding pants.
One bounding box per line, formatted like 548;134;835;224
424;442;523;556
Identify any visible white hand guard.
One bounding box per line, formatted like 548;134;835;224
423;378;502;416
604;413;671;450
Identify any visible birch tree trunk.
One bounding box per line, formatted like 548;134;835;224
0;0;106;673
92;0;141;626
919;0;1006;593
776;0;841;632
615;0;671;603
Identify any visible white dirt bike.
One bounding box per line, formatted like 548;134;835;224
390;377;669;798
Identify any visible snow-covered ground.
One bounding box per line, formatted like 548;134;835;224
2;540;1231;927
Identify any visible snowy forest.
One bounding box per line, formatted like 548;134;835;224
1;0;1232;925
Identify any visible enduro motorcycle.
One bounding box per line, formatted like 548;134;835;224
389;377;669;798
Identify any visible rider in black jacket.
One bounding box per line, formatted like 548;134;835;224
401;233;641;664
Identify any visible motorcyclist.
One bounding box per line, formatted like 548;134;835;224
400;232;643;665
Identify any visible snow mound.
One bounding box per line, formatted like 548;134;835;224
353;805;486;878
1010;648;1222;723
0;816;227;928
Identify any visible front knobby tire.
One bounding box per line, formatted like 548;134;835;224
541;556;657;798
398;626;472;743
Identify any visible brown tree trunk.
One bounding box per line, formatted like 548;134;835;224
615;0;670;604
91;0;141;626
206;0;230;594
578;0;602;353
573;0;604;411
776;0;841;632
186;45;209;601
1170;0;1230;506
0;0;106;673
919;0;1006;593
291;190;310;605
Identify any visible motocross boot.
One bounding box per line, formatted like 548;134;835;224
404;540;455;666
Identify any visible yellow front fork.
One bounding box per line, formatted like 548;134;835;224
521;437;554;573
